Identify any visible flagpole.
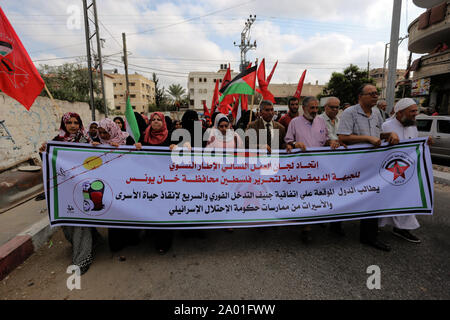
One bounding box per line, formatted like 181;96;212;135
44;83;63;118
247;58;258;128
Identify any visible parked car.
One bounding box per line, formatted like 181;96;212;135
416;115;450;159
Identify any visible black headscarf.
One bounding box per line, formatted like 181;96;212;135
113;116;126;131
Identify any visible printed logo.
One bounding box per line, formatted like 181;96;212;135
73;179;113;216
379;152;415;186
0;39;30;88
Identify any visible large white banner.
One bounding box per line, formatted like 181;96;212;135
43;138;433;229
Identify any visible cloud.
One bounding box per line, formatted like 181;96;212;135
2;0;424;90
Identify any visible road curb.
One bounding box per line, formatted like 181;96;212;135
433;170;450;186
0;218;57;281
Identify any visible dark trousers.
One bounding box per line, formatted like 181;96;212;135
360;218;378;242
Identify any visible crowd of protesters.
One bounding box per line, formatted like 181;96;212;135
38;83;431;274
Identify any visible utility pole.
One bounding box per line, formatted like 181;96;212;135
386;0;402;115
82;0;108;120
82;0;96;121
92;0;108;117
234;15;257;72
122;33;130;99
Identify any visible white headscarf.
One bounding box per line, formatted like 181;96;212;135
394;98;416;113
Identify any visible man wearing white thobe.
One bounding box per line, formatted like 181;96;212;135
379;98;432;243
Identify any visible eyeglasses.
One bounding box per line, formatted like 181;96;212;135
362;92;379;97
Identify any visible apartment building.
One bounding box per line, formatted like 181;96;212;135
107;71;156;113
408;0;450;113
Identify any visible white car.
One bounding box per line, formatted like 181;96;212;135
416;115;450;159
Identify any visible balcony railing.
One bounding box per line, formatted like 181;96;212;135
408;1;450;54
413;50;450;79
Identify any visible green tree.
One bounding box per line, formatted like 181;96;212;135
319;64;376;105
152;72;167;108
39;62;105;112
167;83;186;104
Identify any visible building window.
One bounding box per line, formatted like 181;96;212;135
114;95;117;98
116;106;121;110
190;78;194;82
130;82;135;86
199;78;202;82
190;100;194;106
113;83;117;87
220;79;222;83
204;89;207;94
132;105;136;110
201;100;206;105
130;94;136;98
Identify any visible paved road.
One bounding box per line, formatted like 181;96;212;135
1;183;449;300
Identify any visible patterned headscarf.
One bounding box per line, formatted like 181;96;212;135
143;112;168;145
55;112;90;143
98;118;129;145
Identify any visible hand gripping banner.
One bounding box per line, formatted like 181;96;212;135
43;138;433;229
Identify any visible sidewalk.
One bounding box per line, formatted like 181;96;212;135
1;169;450;281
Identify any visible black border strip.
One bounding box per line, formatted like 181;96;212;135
50;209;431;229
422;142;433;207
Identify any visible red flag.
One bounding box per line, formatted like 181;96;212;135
220;63;231;91
256;58;275;103
218;63;237;108
203;100;210;117
210;78;220;114
294;70;307;99
266;60;278;84
241;94;248;111
0;7;44;110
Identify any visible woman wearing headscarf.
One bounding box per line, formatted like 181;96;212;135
113;116;126;132
92;118;142;252
206;113;243;149
141;112;177;254
180;109;207;148
39;112;99;275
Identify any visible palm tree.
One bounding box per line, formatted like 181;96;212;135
167;84;186;104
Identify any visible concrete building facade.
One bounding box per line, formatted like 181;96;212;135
369;68;406;98
107;72;156;114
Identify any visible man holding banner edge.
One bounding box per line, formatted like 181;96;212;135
337;84;400;252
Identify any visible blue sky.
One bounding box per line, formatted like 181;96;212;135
2;0;424;88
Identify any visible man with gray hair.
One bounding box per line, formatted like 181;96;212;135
320;96;341;142
246;100;286;152
285;96;341;243
376;99;389;121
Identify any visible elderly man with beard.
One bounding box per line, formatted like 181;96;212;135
338;84;400;252
285;96;341;243
378;98;432;243
279;97;300;129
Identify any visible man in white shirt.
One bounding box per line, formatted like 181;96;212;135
379;98;431;243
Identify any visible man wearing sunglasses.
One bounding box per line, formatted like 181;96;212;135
337;84;400;252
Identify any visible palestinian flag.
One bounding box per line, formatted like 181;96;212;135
125;96;140;143
219;65;257;103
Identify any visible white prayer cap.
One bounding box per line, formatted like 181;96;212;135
394;98;417;113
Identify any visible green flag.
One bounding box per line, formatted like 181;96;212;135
125;97;140;142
